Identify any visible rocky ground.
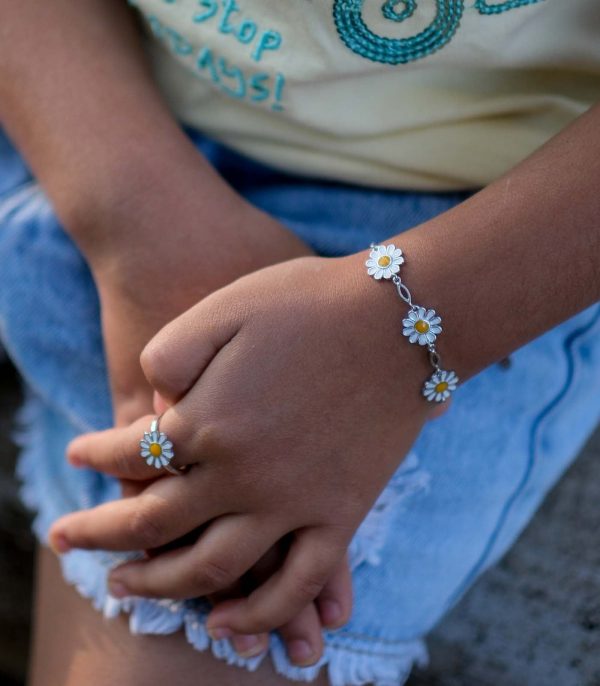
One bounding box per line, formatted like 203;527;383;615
1;357;599;686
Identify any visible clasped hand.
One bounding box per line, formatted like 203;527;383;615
49;253;434;660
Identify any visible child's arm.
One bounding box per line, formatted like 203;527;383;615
0;0;314;422
0;0;202;238
393;101;600;381
1;0;346;662
49;102;600;639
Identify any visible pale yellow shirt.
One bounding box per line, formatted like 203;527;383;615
129;0;600;190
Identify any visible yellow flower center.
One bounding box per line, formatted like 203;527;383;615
435;381;449;394
415;320;430;334
149;443;162;457
377;255;392;268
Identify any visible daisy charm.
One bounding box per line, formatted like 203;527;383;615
363;243;460;403
140;429;175;469
403;307;443;346
365;244;404;280
423;370;459;403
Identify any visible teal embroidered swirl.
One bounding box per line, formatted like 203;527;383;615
333;0;546;64
382;0;417;22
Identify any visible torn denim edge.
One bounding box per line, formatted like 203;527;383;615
349;451;431;571
13;390;430;686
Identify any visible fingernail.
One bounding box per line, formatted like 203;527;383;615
288;639;315;665
321;600;342;627
49;533;71;555
231;634;266;658
66;439;83;462
67;453;83;467
208;626;233;640
108;579;130;598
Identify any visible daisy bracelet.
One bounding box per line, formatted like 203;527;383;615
365;243;459;403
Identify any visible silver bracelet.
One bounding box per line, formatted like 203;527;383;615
365;243;459;403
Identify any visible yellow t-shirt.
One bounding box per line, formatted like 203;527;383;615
129;0;600;190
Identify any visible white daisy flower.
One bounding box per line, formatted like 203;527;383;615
139;431;175;469
422;369;458;403
365;244;404;280
403;306;442;346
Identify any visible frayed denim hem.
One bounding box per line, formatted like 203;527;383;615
13;391;431;686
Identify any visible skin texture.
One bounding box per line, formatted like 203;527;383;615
50;101;600;639
29;546;329;686
0;0;351;673
2;0;600;681
53;254;434;640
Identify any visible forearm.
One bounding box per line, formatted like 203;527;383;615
0;0;234;258
361;103;600;381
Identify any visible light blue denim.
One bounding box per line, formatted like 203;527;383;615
1;126;599;686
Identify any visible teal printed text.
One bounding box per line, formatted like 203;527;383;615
146;12;286;111
193;0;283;62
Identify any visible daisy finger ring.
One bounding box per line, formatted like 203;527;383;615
139;415;187;476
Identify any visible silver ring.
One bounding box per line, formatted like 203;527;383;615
139;414;186;476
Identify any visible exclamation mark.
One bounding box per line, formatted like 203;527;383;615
271;73;285;112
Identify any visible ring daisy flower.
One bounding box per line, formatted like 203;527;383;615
403;307;442;346
140;431;175;469
365;244;404;280
423;370;458;403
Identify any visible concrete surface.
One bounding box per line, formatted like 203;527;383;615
411;425;600;686
0;357;599;686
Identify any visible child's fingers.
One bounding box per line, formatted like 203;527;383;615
207;580;271;660
48;471;224;553
316;555;353;629
106;515;281;600
207;576;271;660
141;297;245;406
67;411;192;481
153;391;169;415
275;564;353;666
277;601;324;667
206;528;345;636
119;479;147;498
229;632;270;659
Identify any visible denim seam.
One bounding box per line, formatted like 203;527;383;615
442;303;600;612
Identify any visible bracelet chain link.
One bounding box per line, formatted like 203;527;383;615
366;243;459;403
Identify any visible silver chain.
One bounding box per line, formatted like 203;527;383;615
428;345;442;371
368;243;457;402
392;275;414;308
391;271;442;377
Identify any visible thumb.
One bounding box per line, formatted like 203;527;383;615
140;294;244;406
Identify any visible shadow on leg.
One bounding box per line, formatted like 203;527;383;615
28;546;331;686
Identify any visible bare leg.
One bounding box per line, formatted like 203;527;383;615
28;546;331;686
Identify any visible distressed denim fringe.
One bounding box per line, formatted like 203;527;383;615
14;392;430;686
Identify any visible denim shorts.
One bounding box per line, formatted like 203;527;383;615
1;126;599;686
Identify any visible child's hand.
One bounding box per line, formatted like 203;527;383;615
65;179;354;661
50;253;435;638
123;393;355;665
87;189;311;428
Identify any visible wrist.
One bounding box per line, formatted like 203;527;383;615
349;218;495;386
60;140;246;270
336;250;437;420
